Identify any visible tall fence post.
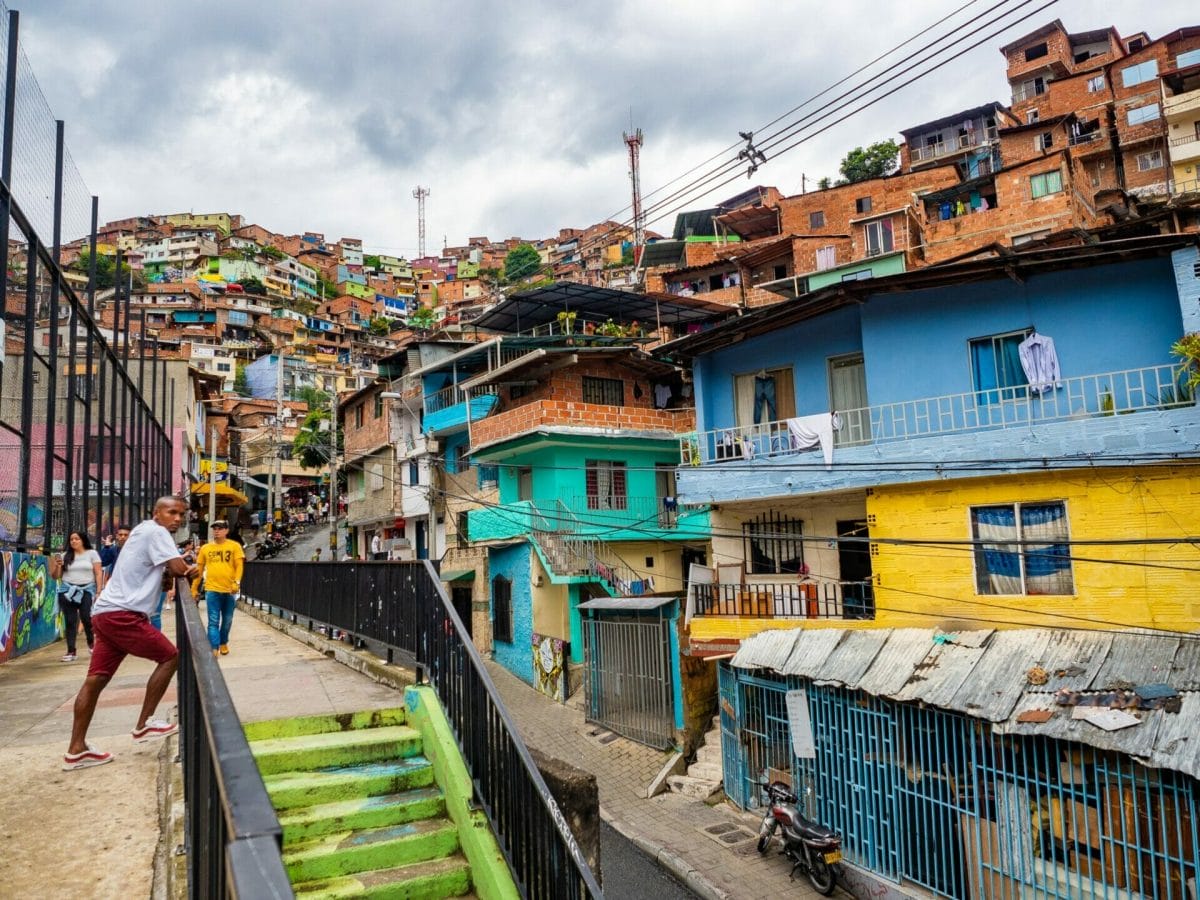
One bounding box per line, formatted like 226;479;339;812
0;9;18;327
43;119;64;546
81;195;97;531
17;237;37;547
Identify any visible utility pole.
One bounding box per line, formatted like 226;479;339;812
207;424;218;540
623;127;644;264
269;350;284;525
329;389;339;560
412;185;430;258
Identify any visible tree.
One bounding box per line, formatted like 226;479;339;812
71;249;144;290
408;306;437;331
291;408;340;471
503;244;541;282
368;316;391;336
238;276;266;296
233;364;251;398
295;385;330;411
363;254;381;270
261;244;286;261
837;139;899;184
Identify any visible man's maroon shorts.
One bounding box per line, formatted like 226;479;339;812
88;611;178;679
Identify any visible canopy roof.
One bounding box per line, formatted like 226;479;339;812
189;482;248;507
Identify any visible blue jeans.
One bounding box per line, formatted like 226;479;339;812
206;591;237;649
753;375;776;424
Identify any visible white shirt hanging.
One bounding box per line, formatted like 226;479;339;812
1018;332;1062;395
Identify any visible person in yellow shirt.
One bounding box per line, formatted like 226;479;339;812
195;520;245;657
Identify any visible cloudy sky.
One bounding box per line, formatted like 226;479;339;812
15;0;1197;254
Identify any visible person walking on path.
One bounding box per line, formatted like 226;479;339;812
371;532;385;560
51;530;103;662
195;519;245;657
99;524;130;576
63;497;197;771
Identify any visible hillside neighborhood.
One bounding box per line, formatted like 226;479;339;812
4;11;1200;900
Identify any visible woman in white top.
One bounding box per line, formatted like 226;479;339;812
55;530;103;662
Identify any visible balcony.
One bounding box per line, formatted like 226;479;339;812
1010;82;1047;103
555;495;707;536
693;580;874;620
1068;127;1108;150
1168;132;1200;161
472;399;695;452
1163;90;1200;119
682;363;1189;466
422;385;499;435
909;128;998;163
1170;177;1200;197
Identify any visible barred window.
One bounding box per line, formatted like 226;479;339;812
743;512;805;575
457;511;469;548
492;575;512;643
582;375;624;406
585;460;627;510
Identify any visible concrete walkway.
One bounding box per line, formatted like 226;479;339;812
482;660;830;900
0;606;403;899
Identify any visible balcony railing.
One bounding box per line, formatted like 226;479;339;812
1068;128;1107;147
693;580;874;620
560;495;681;530
909;128;998;162
424;382;497;414
1011;82;1047;103
1170;178;1200;196
1169;132;1200;148
683;363;1189;466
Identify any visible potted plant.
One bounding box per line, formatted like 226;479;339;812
556;310;576;335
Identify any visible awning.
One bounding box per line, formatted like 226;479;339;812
578;595;678;611
439;569;475;583
189;482;248;506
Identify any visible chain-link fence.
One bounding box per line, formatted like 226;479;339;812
0;6;171;551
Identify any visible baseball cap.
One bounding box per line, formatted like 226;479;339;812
212;519;229;529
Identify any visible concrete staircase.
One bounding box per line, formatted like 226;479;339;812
667;717;724;800
246;708;475;899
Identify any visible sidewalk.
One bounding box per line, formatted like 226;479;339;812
0;607;402;899
483;660;829;900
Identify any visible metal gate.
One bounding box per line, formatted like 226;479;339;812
581;615;675;749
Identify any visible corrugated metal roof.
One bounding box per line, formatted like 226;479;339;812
811;629;892;687
729;624;1200;779
731;629;801;672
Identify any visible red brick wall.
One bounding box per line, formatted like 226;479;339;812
343;390;390;457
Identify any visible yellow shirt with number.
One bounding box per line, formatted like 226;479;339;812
197;540;245;594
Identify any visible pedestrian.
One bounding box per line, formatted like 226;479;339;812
371;532;386;560
51;530;103;662
195;519;245;657
99;524;130;576
63;496;197;770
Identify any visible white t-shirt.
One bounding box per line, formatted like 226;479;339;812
61;549;102;586
93;520;180;617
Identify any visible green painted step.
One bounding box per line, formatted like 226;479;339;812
293;853;472;899
263;758;436;811
244;708;407;742
283;817;461;884
251;725;424;776
279;786;446;845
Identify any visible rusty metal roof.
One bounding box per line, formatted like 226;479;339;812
729;625;1200;779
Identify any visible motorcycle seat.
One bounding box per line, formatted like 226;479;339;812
795;817;838;842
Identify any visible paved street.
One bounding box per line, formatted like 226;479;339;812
602;820;698;899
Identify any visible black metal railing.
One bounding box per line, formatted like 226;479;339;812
241;560;602;900
175;576;293;899
693;579;875;620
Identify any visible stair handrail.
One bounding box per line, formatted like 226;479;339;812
241;561;603;899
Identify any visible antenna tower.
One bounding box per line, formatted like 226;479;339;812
622;128;644;264
412;185;431;258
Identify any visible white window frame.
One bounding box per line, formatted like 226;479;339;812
863;218;894;257
1120;59;1158;88
1034;132;1054;151
1086;74;1105;93
1026;108;1040;125
1136;149;1163;172
1029;170;1063;199
1127;103;1160;126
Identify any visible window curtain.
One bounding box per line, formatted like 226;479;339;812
973;505;1022;594
594;463;613;510
1021;503;1072;594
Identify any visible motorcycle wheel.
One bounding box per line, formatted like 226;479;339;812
755;833;771;855
806;851;836;896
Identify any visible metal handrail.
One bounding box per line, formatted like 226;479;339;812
1169;133;1200;147
175;576;292;899
424;381;497;414
693;579;875;619
560;495;679;529
241;562;603;899
909;127;998;162
684;362;1189;465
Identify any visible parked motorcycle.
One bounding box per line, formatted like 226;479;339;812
253;531;289;561
756;781;842;895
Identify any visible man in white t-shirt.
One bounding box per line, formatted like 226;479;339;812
371;532;385;560
63;496;198;770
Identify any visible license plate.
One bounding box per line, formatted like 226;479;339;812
824;850;842;864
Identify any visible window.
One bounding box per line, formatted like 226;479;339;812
408;460;420;485
1024;42;1047;62
516;466;532;501
864;218;894;257
1034;132;1054;151
1120;59;1158;88
815;246;837;271
1127;103;1160;126
1178;49;1200;69
73;373;95;400
841;269;873;282
373;393;383;417
216;362;231;373
855;196;872;214
492;575;512;643
809;211;825;229
1026;108;1040;124
1086;74;1105;92
582;375;624;406
773;264;787;280
445;444;463;474
1136;149;1164;171
1029;170;1063;198
456;511;469;548
354;404;364;428
743;512;805;575
477;464;498;488
971;501;1073;595
734;366;796;427
969;329;1031;405
585;460;627;510
1127;37;1144;53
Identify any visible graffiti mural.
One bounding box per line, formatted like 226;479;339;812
531;633;567;702
0;551;63;663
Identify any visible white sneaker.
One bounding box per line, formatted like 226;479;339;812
61;653;77;662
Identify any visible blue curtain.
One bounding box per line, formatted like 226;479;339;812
1021;503;1070;579
973;506;1020;591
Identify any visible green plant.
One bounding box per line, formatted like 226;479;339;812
1099;386;1115;415
1173;332;1200;391
556;310;576;334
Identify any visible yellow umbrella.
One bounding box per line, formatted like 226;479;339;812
189;482;248;507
